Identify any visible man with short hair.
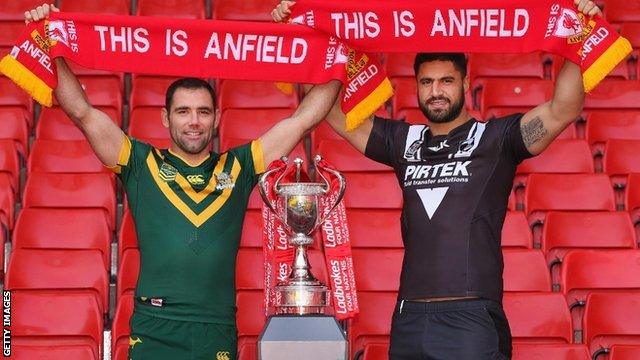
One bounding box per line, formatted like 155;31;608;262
26;4;340;359
271;0;601;358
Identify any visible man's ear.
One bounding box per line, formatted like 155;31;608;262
214;108;221;129
162;107;169;128
463;74;470;93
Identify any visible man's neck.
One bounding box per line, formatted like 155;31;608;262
429;111;472;136
169;146;210;167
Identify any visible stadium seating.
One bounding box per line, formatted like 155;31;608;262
585;110;640;147
58;0;130;15
0;174;15;232
501;211;533;249
542;211;636;285
13;208;112;271
479;79;553;116
620;23;640;49
468;53;545;83
349;291;397;358
0;0;46;21
343;172;403;209
0;107;28;156
236;248;265;291
111;294;134;360
357;342;391;360
117;249;139;301
351;249;403;292
503;249;551;292
385;53;414;78
346;209;403;248
118;210;138;262
218;80;298;113
10;289;103;360
583;80;640;111
52;76;123;120
315;139;391;172
136;0;206;18
128;107;168;140
583;292;640;358
28;139;110;174
236;291;266;345
0;77;33;115
36;107;121;140
22;172;116;229
391;77;418;118
511;344;590;360
603;139;640;177
627;174;640;219
610;345;640;360
6;249;110;314
0;139;19;193
503;292;573;343
130;75;181;109
239;209;262;248
213;0;274;21
605;0;640;23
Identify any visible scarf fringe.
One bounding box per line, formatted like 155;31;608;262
0;54;53;107
345;77;394;131
583;37;633;92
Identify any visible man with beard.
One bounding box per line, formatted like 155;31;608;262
26;4;341;359
270;0;601;357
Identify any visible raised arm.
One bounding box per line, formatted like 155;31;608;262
324;99;374;154
258;80;341;166
27;4;126;167
519;0;601;156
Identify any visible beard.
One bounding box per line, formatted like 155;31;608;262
169;123;212;155
418;88;465;124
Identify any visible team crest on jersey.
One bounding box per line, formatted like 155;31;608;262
159;162;177;182
215;171;235;190
129;336;143;348
216;351;231;360
186;174;205;185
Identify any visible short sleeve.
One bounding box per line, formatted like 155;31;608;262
364;116;409;168
227;139;264;189
500;114;534;164
107;136;152;186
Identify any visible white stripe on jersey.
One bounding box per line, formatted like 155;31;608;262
404;125;428;162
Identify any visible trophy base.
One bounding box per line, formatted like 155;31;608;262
275;282;329;315
257;315;347;360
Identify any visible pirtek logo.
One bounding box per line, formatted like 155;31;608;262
216;351;231;360
404;161;471;181
186;174;205;185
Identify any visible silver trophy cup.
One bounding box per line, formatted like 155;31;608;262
259;156;346;315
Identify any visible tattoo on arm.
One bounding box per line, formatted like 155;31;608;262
521;116;548;148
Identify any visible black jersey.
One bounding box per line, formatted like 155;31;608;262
365;115;533;302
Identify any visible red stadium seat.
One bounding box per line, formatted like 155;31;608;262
503;292;572;343
112;294;134;360
66;61;124;92
316;139;391;172
311;121;344;147
583;80;640;110
343;172;403;209
0;174;14;233
236;291;266;339
391;77;417;118
0;139;19;193
501;211;533;249
130;76;179;110
213;0;274;21
542;211;636;286
469;53;545;83
627;174;640;215
6;249;110;314
551;55;631;80
22;172;116;229
13;208;112;271
503;249;551;292
0;0;47;21
524;174;616;215
136;0;206;18
515;139;593;187
0;107;29;156
52;76;123;120
349;292;396;357
610;345;640;360
385;53;415;78
218;108;294;139
620;23;640;50
603;139;640;176
479;79;553;116
585;111;640;146
359;342;391;360
240;210;262;248
583;292;640;358
10;290;103;360
136;136;172;149
28;139;110;174
0;76;33;114
58;0;130;14
512;344;590;360
117;249;139;301
238;340;257;360
220;137;307;165
128;107;169;140
560;250;640;332
347;209;403;248
218;80;298;113
395;108;427;125
236;248;265;291
351;249;403;292
118;209;138;261
605;0;640;23
36;107;120;140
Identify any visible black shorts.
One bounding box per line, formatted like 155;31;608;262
389;298;512;360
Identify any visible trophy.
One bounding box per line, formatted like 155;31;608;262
258;155;346;315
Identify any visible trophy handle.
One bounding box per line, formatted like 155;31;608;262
258;159;288;225
313;155;347;230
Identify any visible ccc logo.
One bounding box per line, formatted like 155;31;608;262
186;174;205;185
216;351;230;360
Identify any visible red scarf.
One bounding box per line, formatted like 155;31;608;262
0;12;392;129
290;0;631;93
261;159;359;320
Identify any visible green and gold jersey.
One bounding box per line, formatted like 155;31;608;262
112;137;265;325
